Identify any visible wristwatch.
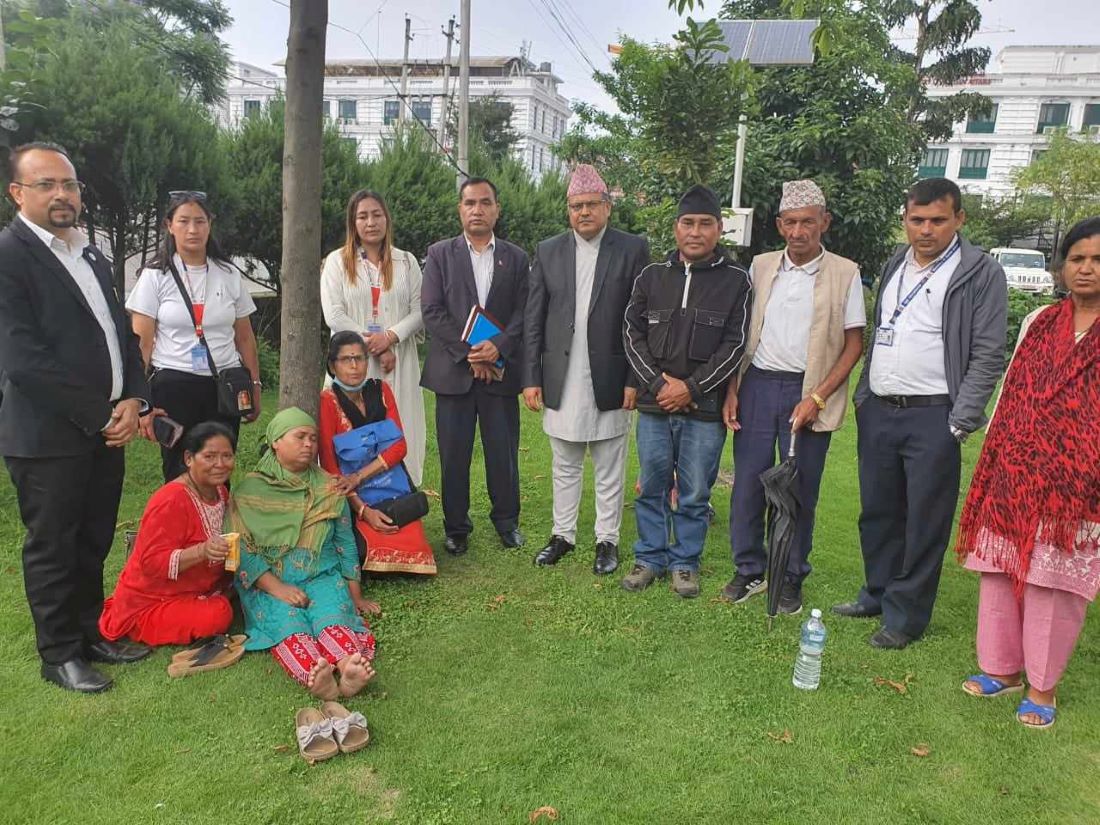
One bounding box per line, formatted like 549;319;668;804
949;425;969;443
810;392;827;411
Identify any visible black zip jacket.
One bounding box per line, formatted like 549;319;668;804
624;248;752;421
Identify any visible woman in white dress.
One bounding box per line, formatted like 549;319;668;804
321;190;427;485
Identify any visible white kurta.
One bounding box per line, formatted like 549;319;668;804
320;246;427;485
542;229;630;443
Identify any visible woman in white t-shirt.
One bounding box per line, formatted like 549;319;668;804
128;191;261;481
320;189;427;485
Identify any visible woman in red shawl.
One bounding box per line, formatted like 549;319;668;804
956;217;1100;729
319;331;436;575
100;423;236;645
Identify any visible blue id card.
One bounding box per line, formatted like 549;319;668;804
191;342;209;371
366;323;383;335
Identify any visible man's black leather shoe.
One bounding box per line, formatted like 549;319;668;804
870;627;915;650
42;658;113;694
498;528;525;549
87;640;152;664
444;535;468;556
534;535;573;566
831;600;881;619
593;541;619;575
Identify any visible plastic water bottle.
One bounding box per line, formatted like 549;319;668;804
792;608;827;691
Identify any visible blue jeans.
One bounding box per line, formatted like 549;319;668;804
633;412;727;573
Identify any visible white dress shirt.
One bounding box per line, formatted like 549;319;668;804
19;213;123;400
752;248;866;373
543;228;630;443
869;236;961;396
465;233;496;306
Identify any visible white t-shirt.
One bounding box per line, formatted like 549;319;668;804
751;249;866;373
869;237;961;396
126;256;256;375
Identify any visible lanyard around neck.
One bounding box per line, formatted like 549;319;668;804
885;237;960;328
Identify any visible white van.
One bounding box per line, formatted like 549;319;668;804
989;248;1054;295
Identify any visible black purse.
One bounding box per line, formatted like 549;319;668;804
374;489;430;528
166;260;255;418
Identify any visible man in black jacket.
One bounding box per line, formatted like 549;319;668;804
522;164;650;575
0;142;152;693
622;184;752;598
420;177;529;556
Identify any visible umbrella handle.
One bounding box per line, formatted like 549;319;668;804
788;430;797;460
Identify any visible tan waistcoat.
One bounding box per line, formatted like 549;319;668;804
740;249;861;432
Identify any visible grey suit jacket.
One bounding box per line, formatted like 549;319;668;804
523;227;651;411
420;234;529;397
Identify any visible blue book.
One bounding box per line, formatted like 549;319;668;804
461;305;505;372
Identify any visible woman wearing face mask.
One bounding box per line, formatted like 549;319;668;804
320;190;427;485
128;191;261;482
318;331;436;576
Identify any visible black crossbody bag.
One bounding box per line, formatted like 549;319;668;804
166;260;255;418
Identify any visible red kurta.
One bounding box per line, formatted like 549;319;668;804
319;386;437;575
99;482;233;645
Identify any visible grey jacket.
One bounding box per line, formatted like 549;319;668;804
854;237;1008;434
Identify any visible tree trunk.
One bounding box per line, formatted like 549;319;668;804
278;0;328;418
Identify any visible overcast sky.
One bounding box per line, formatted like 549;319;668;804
225;0;1100;112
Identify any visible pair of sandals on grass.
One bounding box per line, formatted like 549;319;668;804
962;674;1057;729
296;702;370;764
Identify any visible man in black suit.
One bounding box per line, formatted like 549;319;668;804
0;142;152;693
522;164;650;575
420;177;529;556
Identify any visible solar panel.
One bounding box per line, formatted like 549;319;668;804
711;19;819;66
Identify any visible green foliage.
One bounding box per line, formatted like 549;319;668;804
959;193;1051;252
1005;289;1053;357
218;97;364;293
446;94;520;166
1014;130;1100;240
255;335;281;390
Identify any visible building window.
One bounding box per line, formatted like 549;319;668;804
321;100;332;119
538;147;545;172
1030;148;1047;165
383;100;400;125
540;110;546;133
958;148;990;179
531;105;538;128
342;137;358;152
1036;102;1069;133
243;99;262;118
411;100;432;127
1084;103;1100;129
337;99;357;122
918;147;948;178
965;103;997;134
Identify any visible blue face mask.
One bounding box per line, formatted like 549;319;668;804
333;376;369;392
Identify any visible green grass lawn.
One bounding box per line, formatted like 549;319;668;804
0;390;1097;824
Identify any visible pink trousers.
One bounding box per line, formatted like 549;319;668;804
976;572;1088;692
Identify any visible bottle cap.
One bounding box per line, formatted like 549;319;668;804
810;608;822;618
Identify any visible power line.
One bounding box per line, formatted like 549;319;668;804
542;0;602;73
551;0;613;68
524;0;595;79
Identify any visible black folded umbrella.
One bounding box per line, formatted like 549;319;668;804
760;432;801;629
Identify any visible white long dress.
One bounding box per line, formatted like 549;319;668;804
320;246;427;485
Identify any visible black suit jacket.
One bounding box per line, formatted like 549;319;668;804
0;218;149;457
523;227;650;411
420;234;530;397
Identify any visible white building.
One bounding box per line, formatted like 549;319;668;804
922;45;1100;198
216;57;571;177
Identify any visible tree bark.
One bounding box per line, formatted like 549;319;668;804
279;0;328;418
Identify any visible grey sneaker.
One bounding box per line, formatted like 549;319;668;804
670;569;700;599
620;564;661;592
721;574;766;604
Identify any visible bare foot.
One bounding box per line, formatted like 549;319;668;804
336;652;376;698
306;659;338;701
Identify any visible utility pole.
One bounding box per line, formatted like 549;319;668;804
438;15;456;147
398;15;413;124
456;0;471;185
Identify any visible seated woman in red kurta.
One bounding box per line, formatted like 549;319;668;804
99;423;237;645
319;331;437;575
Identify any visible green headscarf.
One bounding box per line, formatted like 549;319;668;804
227;407;345;562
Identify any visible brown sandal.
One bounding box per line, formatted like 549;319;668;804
170;634;247;665
320;701;370;753
166;635;246;677
295;707;339;764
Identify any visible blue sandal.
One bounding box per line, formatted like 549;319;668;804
1016;697;1056;729
962;674;1025;698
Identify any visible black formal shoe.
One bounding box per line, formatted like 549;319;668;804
534;535;573;566
831;600;882;619
593;541;619;576
443;536;468;556
41;658;113;694
777;581;803;615
869;627;915;650
87;640;153;665
498;528;525;549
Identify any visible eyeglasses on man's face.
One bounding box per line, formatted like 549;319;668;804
14;179;85;195
568;199;607;213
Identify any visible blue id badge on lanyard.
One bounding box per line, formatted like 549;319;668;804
875;327;895;347
191;342;209;371
366;323;383;335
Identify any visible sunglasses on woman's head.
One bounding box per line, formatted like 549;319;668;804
168;190;208;201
